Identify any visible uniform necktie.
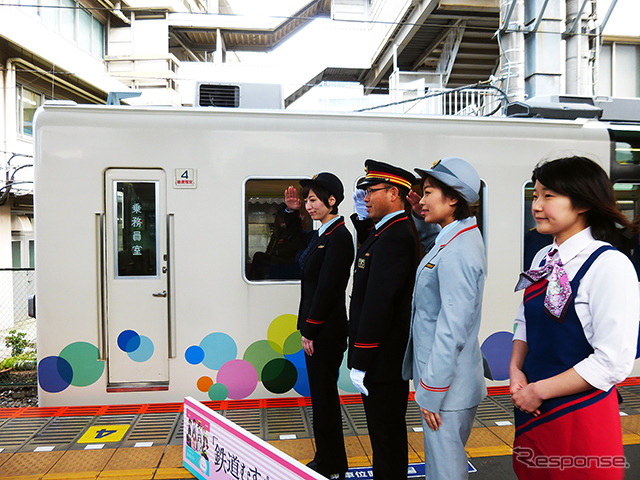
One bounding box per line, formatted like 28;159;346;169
515;248;572;322
298;231;320;269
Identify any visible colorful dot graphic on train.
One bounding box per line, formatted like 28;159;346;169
185;314;313;401
38;342;105;393
480;331;513;381
117;329;155;362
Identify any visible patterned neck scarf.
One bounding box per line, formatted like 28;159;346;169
515;248;573;322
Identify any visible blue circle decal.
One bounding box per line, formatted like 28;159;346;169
38;356;73;393
480;331;513;381
185;345;205;365
117;330;141;353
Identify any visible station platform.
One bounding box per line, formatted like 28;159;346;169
2;382;640;480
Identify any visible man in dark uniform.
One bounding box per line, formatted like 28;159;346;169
348;159;418;480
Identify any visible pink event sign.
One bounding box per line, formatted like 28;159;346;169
183;397;326;480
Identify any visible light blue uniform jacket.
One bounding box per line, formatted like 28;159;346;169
402;217;487;412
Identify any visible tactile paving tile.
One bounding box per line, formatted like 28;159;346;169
406;401;423;430
99;444;165;478
407;431;425;462
0;450;64;478
123;412;180;446
91;414;137;426
265;407;310;440
475;397;513;426
221;409;262;437
303;405;353;437
23;416;94;451
267;438;315;464
154;445;196;479
169;413;185;445
42;448;115;478
0;452;12;468
465;428;512;457
0;416;52;452
342;403;369;436
620;415;640;445
619;387;640;413
487;426;515;448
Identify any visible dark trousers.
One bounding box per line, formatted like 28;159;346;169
305;343;348;476
362;380;409;480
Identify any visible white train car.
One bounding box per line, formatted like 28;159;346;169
33;103;640;406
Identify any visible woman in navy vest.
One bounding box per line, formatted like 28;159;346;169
284;173;353;480
510;156;639;479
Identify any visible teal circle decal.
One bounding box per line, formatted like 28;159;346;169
59;342;105;387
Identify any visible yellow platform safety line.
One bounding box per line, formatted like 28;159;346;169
153;467;196;479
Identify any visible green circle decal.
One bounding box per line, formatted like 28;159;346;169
59;342;105;387
208;383;229;401
262;358;297;394
283;331;302;356
243;340;283;381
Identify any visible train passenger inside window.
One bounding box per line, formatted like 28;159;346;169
511;156;640;479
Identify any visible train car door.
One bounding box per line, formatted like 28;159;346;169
104;169;169;386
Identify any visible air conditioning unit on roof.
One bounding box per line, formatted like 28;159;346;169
195;82;283;109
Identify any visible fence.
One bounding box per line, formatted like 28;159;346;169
0;268;36;386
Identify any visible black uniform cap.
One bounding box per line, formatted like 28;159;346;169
300;172;345;205
356;159;415;190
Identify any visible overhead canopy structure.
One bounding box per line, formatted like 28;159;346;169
167;0;500;105
168;0;331;55
363;0;500;93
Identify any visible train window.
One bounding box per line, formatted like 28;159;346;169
115;181;158;277
522;182;553;269
612;130;640;165
244;179;312;282
614;183;640;276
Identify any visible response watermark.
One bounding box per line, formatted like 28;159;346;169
513;446;629;470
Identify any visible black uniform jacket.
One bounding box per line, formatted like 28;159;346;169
287;213;354;345
348;212;418;382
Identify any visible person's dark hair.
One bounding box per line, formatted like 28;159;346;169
532;156;638;244
302;183;338;214
422;175;472;220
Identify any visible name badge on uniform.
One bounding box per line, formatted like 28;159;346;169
426;263;435;269
358;258;366;269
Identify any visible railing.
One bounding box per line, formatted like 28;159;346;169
399;87;505;117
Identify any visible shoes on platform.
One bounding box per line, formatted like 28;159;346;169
306;460;345;480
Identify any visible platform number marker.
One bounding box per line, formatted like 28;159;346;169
78;425;130;444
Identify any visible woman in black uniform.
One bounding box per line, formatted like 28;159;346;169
284;173;353;480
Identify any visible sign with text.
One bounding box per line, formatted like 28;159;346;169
175;168;197;188
183;397;326;480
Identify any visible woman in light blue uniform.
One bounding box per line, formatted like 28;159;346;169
402;157;487;480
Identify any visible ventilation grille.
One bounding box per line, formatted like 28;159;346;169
198;84;240;108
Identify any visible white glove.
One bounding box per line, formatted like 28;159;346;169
353;190;368;220
350;368;369;396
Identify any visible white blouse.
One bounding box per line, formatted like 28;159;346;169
513;227;640;391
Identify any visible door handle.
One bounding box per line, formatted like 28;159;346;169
152;291;167;298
